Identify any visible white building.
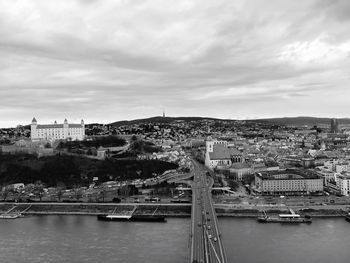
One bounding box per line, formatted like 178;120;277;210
31;118;85;141
336;173;350;196
324;160;339;171
335;163;350;173
254;170;323;196
315;167;336;185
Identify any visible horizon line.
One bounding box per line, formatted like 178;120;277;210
1;115;349;129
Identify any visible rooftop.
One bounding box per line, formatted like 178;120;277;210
209;144;242;160
338;172;350;179
230;162;251;169
256;169;320;180
36;123;83;129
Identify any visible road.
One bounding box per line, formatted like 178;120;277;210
190;161;227;263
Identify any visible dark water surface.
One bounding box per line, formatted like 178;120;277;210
220;217;350;263
0;216;349;263
0;216;189;263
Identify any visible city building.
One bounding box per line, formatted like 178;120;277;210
228;163;253;181
31;118;85;141
330;118;339;133
336;173;350;196
301;157;315;168
254;169;323;195
315;167;336;185
335;162;350;173
205;140;243;169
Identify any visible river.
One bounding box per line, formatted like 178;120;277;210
0;216;349;263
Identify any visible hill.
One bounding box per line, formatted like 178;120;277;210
251;117;350;127
108;116;234;127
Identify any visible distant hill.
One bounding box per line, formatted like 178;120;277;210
93;116;350;128
251;117;350;127
108;116;234;127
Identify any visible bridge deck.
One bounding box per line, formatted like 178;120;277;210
190;161;227;263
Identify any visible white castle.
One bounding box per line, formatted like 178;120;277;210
31;117;85;141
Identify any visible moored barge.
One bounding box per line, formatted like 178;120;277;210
0;213;22;219
257;208;312;224
97;214;166;222
345;213;350;222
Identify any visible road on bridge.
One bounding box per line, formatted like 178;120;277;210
190;161;227;263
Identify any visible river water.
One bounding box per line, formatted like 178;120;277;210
0;216;349;263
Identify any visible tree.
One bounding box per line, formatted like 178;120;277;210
34;181;45;201
227;179;240;191
56;182;66;202
73;185;83;201
98;190;106;202
112;197;121;203
1;185;11;201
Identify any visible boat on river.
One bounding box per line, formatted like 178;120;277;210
97;214;166;222
257;208;312;224
345;213;350;222
0;213;22;219
98;205;166;222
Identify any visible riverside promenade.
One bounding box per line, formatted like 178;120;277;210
0;202;349;217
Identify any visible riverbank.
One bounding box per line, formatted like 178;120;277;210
1;202;349;218
0;203;191;217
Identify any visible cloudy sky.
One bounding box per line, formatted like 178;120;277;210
1;0;350;127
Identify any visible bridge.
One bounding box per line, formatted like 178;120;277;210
189;161;227;263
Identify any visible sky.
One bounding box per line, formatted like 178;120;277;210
1;0;350;127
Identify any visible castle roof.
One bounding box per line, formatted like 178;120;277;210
32;117;37;123
69;124;83;128
37;124;64;129
36;123;82;129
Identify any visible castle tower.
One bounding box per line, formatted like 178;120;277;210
31;117;38;140
81;119;85;137
31;117;37;125
63;118;69;138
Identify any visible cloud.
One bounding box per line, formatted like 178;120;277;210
0;0;350;127
278;33;350;65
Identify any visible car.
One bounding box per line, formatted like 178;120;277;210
207;225;211;230
213;237;217;242
208;234;212;239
